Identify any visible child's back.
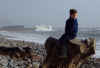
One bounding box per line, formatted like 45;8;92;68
58;9;78;57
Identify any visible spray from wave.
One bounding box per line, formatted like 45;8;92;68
33;25;53;31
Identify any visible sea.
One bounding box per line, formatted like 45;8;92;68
0;26;100;58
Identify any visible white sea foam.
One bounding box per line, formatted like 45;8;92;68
95;41;100;58
33;25;53;31
0;31;48;44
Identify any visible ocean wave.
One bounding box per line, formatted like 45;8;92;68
0;31;48;44
33;25;53;31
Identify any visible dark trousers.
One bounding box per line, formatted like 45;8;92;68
58;34;69;56
58;34;76;57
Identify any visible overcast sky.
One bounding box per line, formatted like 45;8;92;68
0;0;100;27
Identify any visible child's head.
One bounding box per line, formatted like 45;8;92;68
70;9;78;19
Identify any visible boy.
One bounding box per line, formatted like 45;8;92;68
59;9;78;57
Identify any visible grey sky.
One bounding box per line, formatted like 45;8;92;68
0;0;100;27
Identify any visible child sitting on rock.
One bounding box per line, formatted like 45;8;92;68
59;9;78;57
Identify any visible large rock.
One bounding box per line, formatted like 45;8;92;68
41;37;96;68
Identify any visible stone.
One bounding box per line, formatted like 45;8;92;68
41;37;96;68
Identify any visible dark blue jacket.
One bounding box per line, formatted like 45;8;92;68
65;17;78;39
59;17;78;43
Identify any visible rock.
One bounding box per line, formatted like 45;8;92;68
0;37;98;68
33;63;40;68
41;37;96;68
0;38;45;68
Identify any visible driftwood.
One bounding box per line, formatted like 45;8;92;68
41;37;96;68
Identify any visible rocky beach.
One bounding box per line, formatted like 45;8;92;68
0;37;46;68
0;28;99;68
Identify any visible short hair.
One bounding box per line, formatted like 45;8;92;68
70;9;77;15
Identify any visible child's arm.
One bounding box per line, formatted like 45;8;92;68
65;20;70;34
71;19;78;37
